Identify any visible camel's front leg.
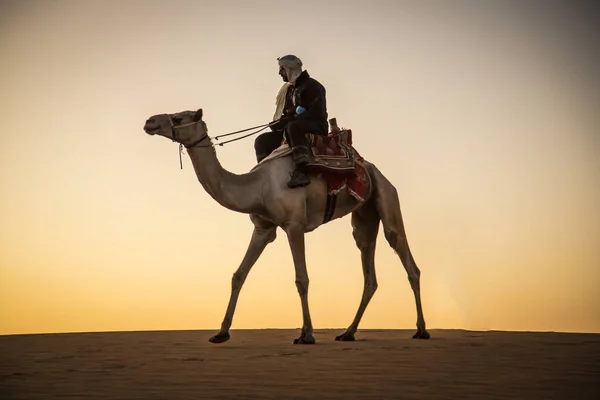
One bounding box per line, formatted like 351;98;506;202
285;225;315;344
209;225;276;344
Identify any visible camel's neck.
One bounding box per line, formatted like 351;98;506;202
186;145;263;214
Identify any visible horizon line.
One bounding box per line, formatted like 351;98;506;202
2;327;599;338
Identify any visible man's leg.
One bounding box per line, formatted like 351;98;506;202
254;130;284;163
285;120;321;188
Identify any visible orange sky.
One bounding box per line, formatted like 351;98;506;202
1;0;598;335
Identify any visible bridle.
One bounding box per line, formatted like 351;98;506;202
165;114;273;169
167;115;212;169
167;115;211;149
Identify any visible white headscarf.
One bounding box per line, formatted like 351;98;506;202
273;55;303;121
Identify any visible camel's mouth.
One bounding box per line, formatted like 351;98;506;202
144;118;159;135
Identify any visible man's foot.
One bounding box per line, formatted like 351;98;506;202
288;169;310;188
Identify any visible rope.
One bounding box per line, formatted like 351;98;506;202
177;120;275;169
179;143;184;169
215;125;270;146
213;122;273;140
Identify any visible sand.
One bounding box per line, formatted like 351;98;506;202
1;329;598;399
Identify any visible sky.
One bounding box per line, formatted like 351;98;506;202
0;0;598;335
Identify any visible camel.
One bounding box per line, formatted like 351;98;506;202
143;108;429;344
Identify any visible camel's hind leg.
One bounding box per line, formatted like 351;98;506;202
336;201;380;341
368;163;430;339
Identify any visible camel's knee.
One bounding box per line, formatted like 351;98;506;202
231;270;246;291
295;279;309;296
365;278;378;297
406;262;421;287
407;268;420;281
407;253;420;275
384;228;399;249
385;228;412;258
352;217;379;251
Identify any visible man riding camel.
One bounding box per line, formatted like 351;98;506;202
254;55;329;188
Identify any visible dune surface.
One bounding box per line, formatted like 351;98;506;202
1;329;598;399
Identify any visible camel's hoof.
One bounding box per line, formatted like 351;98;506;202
293;336;315;345
208;332;230;344
335;333;355;341
412;329;430;340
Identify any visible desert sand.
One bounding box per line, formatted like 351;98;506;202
1;329;598;399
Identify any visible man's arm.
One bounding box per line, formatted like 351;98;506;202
296;81;325;120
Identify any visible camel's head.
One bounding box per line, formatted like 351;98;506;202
144;109;207;147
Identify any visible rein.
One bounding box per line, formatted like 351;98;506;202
168;116;274;169
214;124;271;146
213;123;272;141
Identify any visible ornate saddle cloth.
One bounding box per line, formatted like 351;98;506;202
306;129;361;172
254;129;369;203
306;129;367;203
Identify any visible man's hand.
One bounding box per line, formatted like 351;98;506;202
269;115;289;130
283;107;296;117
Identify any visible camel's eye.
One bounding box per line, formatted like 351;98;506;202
172;116;183;124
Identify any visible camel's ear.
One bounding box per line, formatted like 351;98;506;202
193;108;203;122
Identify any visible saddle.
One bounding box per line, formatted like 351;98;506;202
305;129;362;173
253;120;369;223
256;127;363;171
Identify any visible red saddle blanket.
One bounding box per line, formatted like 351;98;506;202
306;130;368;202
306;129;362;171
